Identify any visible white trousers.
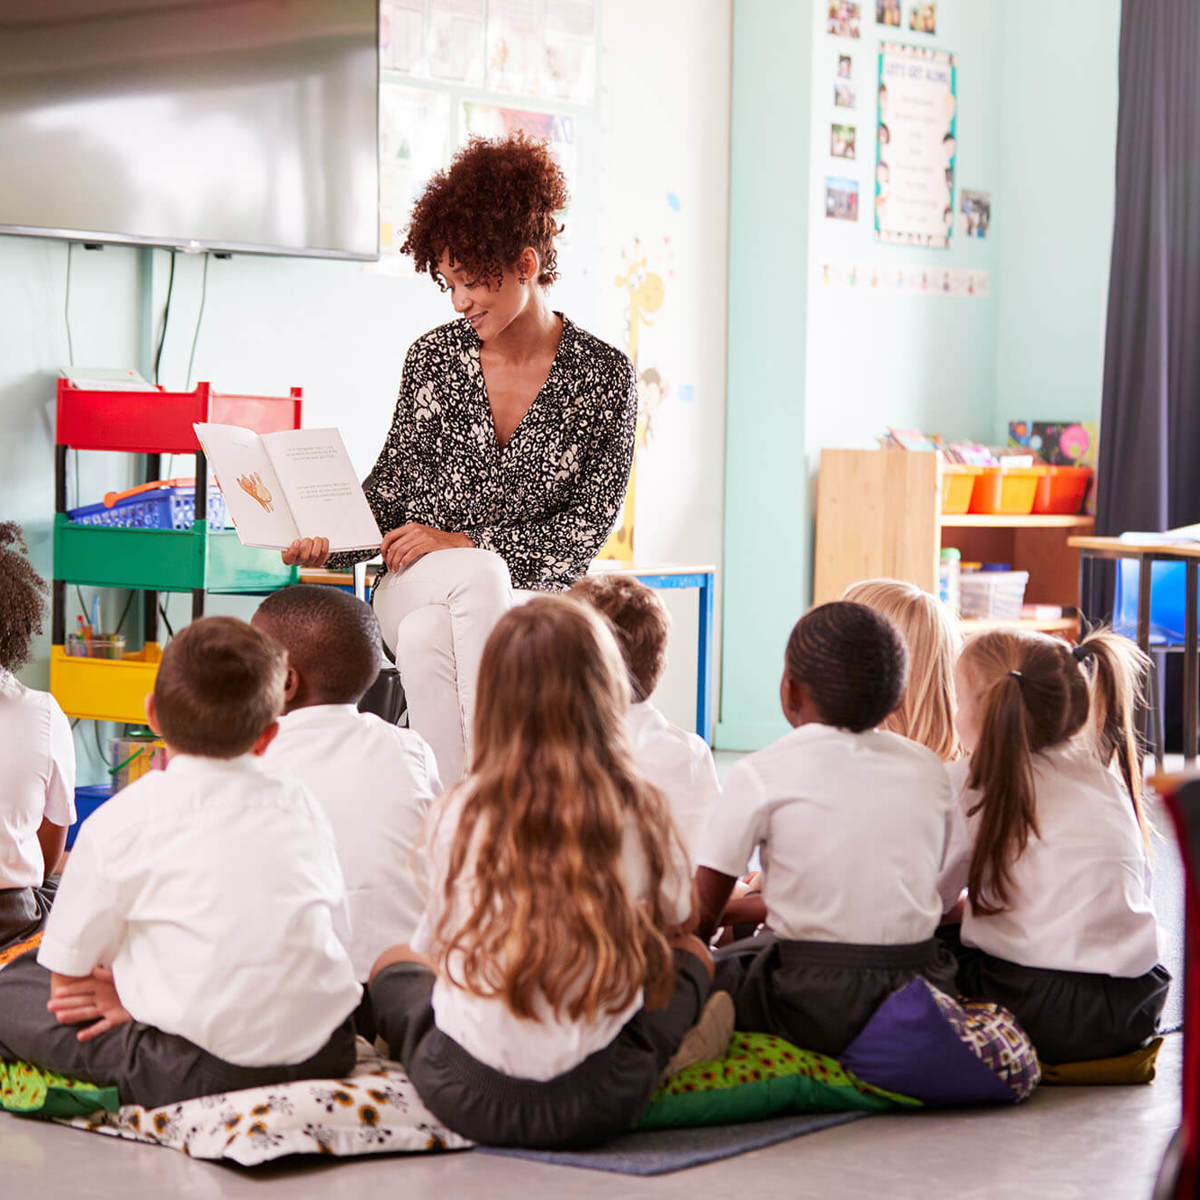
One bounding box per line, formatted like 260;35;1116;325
371;548;515;785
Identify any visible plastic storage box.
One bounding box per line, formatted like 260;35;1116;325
968;467;1044;516
941;466;984;515
960;570;1030;620
68;486;227;531
67;785;113;849
1031;466;1093;516
1114;559;1195;643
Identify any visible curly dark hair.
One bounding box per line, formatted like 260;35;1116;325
402;132;569;288
785;601;908;733
0;522;48;671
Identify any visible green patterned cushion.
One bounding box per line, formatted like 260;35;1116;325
636;1031;920;1130
0;1060;119;1119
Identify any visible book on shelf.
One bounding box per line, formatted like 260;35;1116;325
193;423;381;552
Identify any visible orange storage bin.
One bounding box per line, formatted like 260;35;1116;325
941;466;983;515
968;466;1044;515
1031;466;1093;515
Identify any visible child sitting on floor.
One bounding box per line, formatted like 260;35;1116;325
939;628;1169;1064
253;584;442;983
0;617;361;1109
369;597;714;1149
695;601;956;1056
570;573;721;859
0;523;75;947
842;578;961;760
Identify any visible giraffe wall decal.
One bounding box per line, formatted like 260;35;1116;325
599;240;666;562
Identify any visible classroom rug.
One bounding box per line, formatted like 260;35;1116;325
475;1110;869;1176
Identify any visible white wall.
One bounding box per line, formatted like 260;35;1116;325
0;0;733;779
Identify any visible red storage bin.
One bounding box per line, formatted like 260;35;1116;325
968;466;1043;515
56;380;303;453
1031;466;1093;515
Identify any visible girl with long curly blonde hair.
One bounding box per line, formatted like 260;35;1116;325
367;596;713;1148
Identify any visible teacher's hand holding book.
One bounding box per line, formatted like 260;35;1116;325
281;537;331;568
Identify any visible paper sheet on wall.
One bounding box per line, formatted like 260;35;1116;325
378;85;452;262
429;0;485;83
486;0;542;94
875;42;956;248
544;0;596;102
381;0;426;72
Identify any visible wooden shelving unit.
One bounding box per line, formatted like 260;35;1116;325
813;449;1093;639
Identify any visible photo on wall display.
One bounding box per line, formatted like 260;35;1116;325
831;123;857;159
825;177;859;221
827;2;861;38
876;0;901;25
909;2;936;32
961;189;990;238
835;81;856;109
837;53;853;77
876;42;956;247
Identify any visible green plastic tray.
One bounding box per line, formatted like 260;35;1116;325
54;516;296;593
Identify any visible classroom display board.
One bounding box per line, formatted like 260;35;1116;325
875;42;956;248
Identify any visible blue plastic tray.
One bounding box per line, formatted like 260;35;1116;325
67;784;113;849
68;486;227;531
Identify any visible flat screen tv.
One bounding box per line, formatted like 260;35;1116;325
0;0;379;260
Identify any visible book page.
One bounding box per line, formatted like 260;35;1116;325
263;428;382;552
193;423;298;549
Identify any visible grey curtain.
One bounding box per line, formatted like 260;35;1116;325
1092;0;1200;748
1095;0;1200;542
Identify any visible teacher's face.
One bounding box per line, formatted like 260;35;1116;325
436;250;528;343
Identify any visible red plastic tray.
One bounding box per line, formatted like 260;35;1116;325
57;380;303;453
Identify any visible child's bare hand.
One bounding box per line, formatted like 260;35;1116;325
281;536;331;568
48;967;133;1041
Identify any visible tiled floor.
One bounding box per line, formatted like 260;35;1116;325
1;1035;1180;1198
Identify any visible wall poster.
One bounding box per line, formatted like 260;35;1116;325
875;42;956;247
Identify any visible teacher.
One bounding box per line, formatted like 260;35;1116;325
283;133;637;782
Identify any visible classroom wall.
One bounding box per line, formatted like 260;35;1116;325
718;0;1121;750
992;0;1121;438
0;0;732;781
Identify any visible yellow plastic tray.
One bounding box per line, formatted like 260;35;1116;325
50;643;162;724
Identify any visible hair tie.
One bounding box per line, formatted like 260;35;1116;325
1008;670;1023;681
1072;643;1092;663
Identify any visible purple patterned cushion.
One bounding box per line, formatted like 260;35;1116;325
840;979;1040;1106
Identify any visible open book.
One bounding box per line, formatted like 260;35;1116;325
193;423;381;552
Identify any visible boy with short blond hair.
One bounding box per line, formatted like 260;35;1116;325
0;617;360;1108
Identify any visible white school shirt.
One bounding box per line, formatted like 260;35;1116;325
263;704;441;980
37;753;361;1066
627;700;721;863
698;724;951;944
939;742;1159;977
412;784;694;1081
0;669;76;889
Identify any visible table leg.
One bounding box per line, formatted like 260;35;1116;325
1186;561;1198;766
1137;556;1152;655
696;573;715;745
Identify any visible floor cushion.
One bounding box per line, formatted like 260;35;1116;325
840;978;1041;1106
636;1030;919;1130
1039;1038;1163;1085
25;1039;472;1165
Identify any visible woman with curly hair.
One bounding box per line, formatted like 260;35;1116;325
283;134;637;782
0;523;76;946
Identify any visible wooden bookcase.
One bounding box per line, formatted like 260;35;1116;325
812;449;1094;636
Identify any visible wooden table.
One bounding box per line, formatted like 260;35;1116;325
1068;535;1200;765
300;560;718;744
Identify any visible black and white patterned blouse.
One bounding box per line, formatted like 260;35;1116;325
327;315;637;591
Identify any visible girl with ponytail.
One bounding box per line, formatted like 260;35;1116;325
940;627;1169;1064
367;596;714;1149
0;522;77;946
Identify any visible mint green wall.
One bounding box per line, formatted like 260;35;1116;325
993;0;1121;437
717;0;814;751
719;0;1121;751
